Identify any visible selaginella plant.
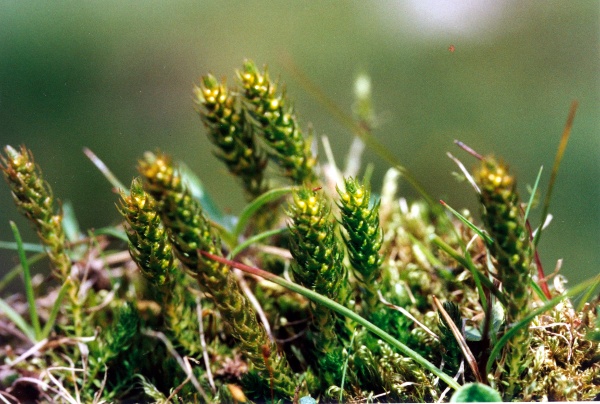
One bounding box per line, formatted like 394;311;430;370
0;60;598;403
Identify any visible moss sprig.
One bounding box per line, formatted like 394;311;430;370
474;156;532;397
1;145;71;279
239;60;317;185
437;301;462;376
288;187;347;338
287;186;352;389
119;178;204;357
0;145;86;336
194;74;268;200
119;178;177;292
337;177;383;316
138;151;296;400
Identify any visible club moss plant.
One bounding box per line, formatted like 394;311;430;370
0;60;598;403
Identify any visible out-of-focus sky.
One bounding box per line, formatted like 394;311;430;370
0;1;598;286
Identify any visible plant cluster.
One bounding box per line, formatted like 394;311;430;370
0;60;598;403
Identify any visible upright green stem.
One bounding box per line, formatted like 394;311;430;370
10;221;41;340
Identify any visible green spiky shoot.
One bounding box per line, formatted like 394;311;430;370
474;155;532;397
138;151;296;399
287;187;348;351
0;145;71;279
194;74;268;200
0;145;86;336
119;178;177;290
238;60;317;185
336;177;383;316
118;178;204;357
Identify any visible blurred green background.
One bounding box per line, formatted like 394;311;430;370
1;1;598;287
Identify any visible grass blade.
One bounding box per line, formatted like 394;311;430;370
200;250;462;391
83;147;127;192
577;275;600;311
523;166;543;223
0;298;35;341
41;279;70;338
440;200;492;246
0;252;46;293
233;186;293;239
0;241;45;253
430;234;506;308
10;221;41;340
533;101;578;248
178;161;229;229
61;200;83;243
228;228;288;259
92;226;128;242
486;273;599;376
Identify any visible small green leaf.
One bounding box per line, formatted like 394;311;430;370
61;200;82;243
440;200;493;246
450;383;502;402
10;221;41;340
92;226;128;242
178;161;228;228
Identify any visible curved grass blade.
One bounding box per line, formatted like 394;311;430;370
0;241;45;253
440;200;493;246
10;221;41;340
83;147;127;192
533;101;578;248
0;298;35;341
577;274;600;311
178;161;230;229
92;226;128;242
233;186;293;239
41;278;69;338
430;234;506;309
523;165;543;223
0;252;45;293
200;250;462;391
61;200;83;243
228;228;288;259
485;273;600;376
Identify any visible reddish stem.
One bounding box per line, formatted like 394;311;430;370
523;214;552;299
454;140;483;161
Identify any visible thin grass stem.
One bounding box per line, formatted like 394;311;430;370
0;252;45;293
233;186;293;239
200;250;462;391
10;221;41;339
533;100;577;248
0;298;35;341
0;241;45;253
440;200;493;245
485;273;600;376
41;279;70;339
83;147;127;192
524;166;543;223
229;228;288;259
